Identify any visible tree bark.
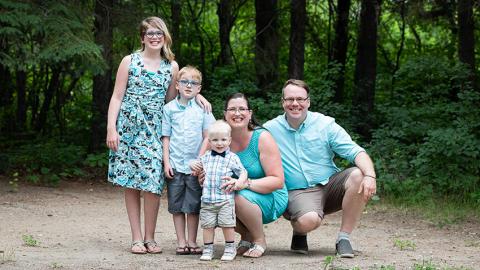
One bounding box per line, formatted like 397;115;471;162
35;67;60;132
457;0;476;90
217;0;234;66
288;0;306;80
16;70;27;131
171;0;182;64
353;0;381;139
330;0;351;103
255;0;279;93
90;0;114;152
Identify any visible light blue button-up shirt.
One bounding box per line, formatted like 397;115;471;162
264;111;365;190
162;97;215;174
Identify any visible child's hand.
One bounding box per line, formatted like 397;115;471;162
164;162;174;179
190;160;203;172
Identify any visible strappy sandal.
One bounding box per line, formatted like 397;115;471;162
131;241;147;254
176;246;190;255
242;243;265;258
144;240;162;254
237;240;252;255
187;245;202;255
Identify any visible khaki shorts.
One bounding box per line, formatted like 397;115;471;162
200;200;236;228
283;167;357;221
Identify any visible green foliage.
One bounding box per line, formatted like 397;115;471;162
372;56;480;204
393;238;416;251
21;234;38;247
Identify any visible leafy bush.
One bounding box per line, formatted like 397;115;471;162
371;56;480;204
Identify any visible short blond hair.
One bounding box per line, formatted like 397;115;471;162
177;65;202;83
208;120;231;138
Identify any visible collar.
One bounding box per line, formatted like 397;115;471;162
282;111;310;131
175;96;195;108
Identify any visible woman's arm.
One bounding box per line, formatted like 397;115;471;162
165;60;179;102
246;131;285;193
106;55;130;152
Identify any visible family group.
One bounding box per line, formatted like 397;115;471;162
106;16;376;262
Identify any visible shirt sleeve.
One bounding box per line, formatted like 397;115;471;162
203;112;216;130
161;105;172;137
229;154;247;177
328;121;365;164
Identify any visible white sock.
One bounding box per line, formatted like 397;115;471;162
336;231;350;244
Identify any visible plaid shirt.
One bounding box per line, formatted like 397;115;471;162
200;150;246;203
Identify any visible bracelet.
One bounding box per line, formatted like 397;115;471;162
364;175;376;179
245;179;252;189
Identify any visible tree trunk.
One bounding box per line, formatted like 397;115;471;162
16;70;27;130
353;0;380;139
217;0;234;66
35;67;60;132
330;0;351;103
288;0;306;80
457;0;476;90
90;0;114;152
255;0;279;93
171;0;182;64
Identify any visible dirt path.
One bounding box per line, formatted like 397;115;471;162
1;180;479;270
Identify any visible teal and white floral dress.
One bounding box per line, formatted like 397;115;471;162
108;52;172;195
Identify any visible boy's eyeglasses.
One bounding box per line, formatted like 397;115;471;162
225;107;250;113
144;31;164;39
282;96;309;104
178;79;201;87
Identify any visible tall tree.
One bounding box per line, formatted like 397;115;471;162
288;0;306;80
255;0;279;92
457;0;476;90
353;0;381;139
171;0;182;64
329;0;351;103
217;0;234;66
90;0;115;152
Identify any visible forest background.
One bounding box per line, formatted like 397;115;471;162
0;0;479;218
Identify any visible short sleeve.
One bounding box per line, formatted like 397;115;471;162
203;112;216;130
161;105;172;137
229;154;246;177
328;121;365;163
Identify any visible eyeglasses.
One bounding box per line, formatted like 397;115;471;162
178;79;201;87
144;31;164;39
282;96;309;104
225;107;250;113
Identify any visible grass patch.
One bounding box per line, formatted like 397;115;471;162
0;248;15;263
22;234;39;247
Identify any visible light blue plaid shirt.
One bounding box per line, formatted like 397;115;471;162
162;97;215;173
200;150;246;203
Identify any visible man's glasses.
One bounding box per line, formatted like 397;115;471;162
178;79;201;87
282;96;309;104
144;31;164;39
225;107;250;113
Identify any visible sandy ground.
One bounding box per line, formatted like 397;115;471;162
1;179;479;270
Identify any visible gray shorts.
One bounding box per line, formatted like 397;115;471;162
283;167;357;221
200;201;236;228
166;171;202;214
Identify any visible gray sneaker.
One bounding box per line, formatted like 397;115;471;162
336;239;354;258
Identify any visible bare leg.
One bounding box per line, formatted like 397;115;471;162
203;228;215;244
125;188;146;253
340;168;366;233
143;191;161;253
186;214;200;248
222;227;235;242
291;212;322;235
235;195;265;257
173;213;187;247
235;219;252;255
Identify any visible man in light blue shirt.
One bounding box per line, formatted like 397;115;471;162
161;66;215;255
264;79;376;258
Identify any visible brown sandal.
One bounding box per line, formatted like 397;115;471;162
176;246;190;255
187;245;203;255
